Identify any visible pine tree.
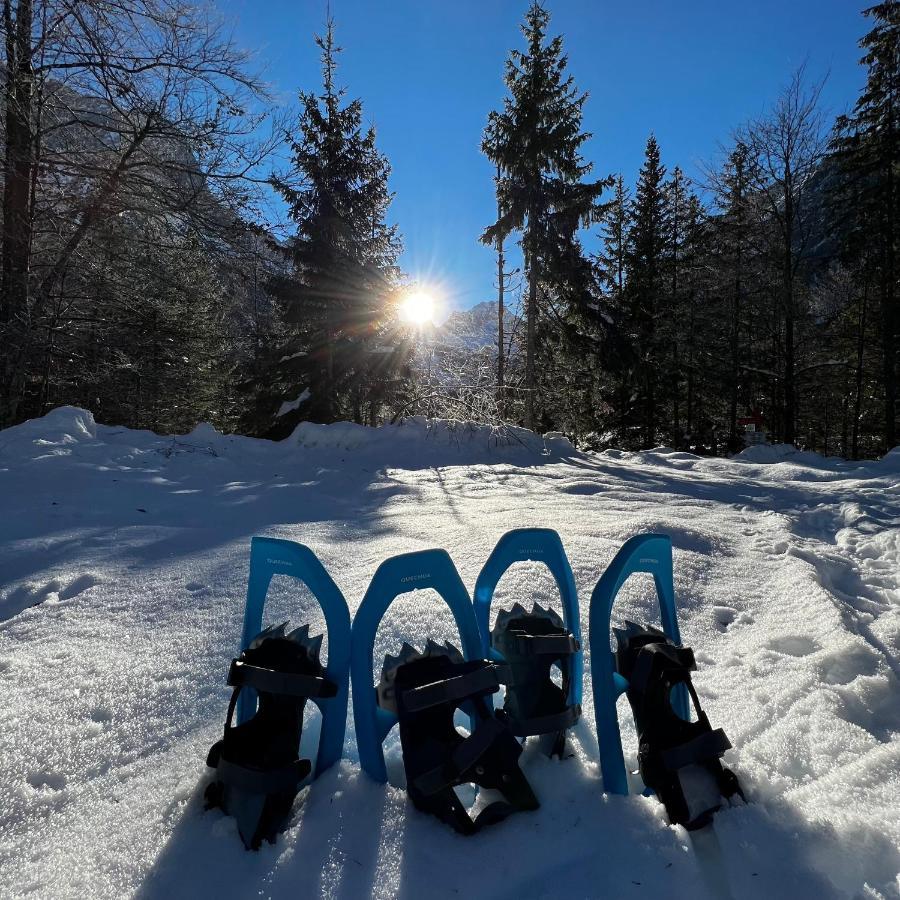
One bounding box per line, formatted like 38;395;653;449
482;2;608;431
266;19;401;429
596;175;630;307
711;142;755;449
626;135;668;446
680;192;708;445
831;1;900;450
594;174;632;441
663;165;689;445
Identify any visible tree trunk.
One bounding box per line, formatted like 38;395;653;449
1;0;35;425
496;180;506;418
782;182;796;446
852;277;869;459
524;221;537;431
881;138;897;450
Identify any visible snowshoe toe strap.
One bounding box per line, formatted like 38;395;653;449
493;631;579;657
413;717;507;795
228;659;337;699
400;665;505;713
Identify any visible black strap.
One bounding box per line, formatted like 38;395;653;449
400;665;502;713
215;757;311;795
414;717;506;795
662;728;732;771
228;659;338;699
629;642;695;696
493;631;580;657
505;703;581;737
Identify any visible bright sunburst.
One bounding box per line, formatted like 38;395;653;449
399;290;437;326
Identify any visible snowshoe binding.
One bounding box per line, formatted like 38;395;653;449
615;621;745;830
377;639;538;835
491;603;581;757
205;622;337;849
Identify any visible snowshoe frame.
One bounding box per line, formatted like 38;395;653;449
588;533;689;796
351;548;483;783
473;527;583;710
237;536;351;777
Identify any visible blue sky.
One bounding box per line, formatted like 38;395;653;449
227;0;868;314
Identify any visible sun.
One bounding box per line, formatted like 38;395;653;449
399;290;437;326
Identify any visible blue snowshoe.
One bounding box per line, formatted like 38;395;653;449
588;533;743;827
474;529;583;758
205;537;351;849
205;623;334;849
351;548;538;835
614;621;744;830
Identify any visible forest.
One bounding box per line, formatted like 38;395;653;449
1;0;898;458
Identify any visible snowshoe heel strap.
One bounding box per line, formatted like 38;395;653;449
228;658;337;699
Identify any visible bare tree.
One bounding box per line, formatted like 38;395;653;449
1;0;278;425
736;66;828;444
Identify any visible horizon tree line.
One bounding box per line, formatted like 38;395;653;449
1;0;897;458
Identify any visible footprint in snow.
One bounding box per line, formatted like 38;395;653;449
712;606;754;632
817;645;879;685
185;581;206;593
767;635;820;657
89;706;113;724
560;482;604;496
27;771;67;792
59;573;102;600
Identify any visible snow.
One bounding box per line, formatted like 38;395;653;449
0;406;898;899
276;388;311;418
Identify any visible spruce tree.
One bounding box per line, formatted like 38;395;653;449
266;20;401;429
663;165;689;445
626;135;668;446
831;1;900;450
712;142;755;449
482;2;608;431
595;174;633;441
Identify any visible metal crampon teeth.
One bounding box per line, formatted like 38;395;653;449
249;622;288;648
494;602;565;631
286;623;325;660
613;620;667;649
248;621;324;660
493;602;529;631
377;639;465;713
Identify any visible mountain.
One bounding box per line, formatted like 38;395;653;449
431;301;520;352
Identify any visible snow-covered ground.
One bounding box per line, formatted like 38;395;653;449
1;407;898;900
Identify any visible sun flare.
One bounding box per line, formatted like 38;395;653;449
399;290;437;326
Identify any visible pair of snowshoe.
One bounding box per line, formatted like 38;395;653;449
204;530;742;850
